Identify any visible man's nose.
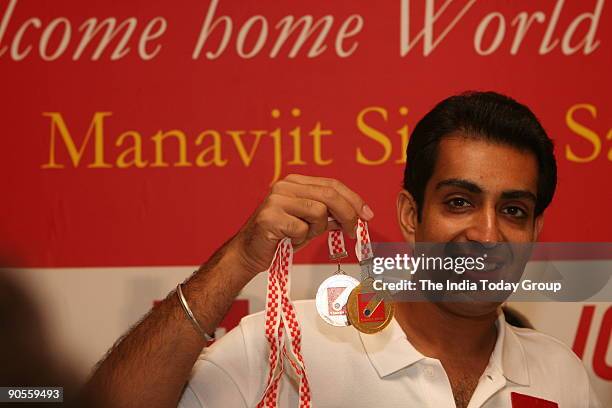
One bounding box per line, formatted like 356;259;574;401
465;207;502;247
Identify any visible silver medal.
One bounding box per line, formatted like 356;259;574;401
315;273;360;326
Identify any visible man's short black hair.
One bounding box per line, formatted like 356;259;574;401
403;91;557;220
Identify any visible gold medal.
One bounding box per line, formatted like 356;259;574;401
346;277;394;334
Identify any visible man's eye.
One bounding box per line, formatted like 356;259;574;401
446;198;471;208
502;206;527;218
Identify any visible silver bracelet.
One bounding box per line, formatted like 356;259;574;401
176;283;214;342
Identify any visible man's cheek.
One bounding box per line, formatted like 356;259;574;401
499;224;535;243
418;211;463;241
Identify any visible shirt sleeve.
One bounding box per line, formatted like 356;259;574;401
177;322;253;408
177;360;248;408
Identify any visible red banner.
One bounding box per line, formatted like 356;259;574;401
1;0;610;267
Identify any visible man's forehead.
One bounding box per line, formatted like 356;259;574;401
429;135;539;195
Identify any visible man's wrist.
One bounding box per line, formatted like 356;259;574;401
224;236;263;280
196;235;262;285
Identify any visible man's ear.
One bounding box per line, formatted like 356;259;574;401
533;214;544;241
397;190;418;244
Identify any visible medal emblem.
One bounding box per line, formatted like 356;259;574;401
315;272;360;326
346;277;394;334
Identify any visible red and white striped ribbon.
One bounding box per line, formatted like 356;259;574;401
258;238;311;408
355;219;373;262
258;219;372;407
327;229;348;260
328;220;372;262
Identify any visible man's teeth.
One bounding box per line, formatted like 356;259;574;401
483;262;501;271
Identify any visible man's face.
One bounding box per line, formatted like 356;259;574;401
397;134;544;316
417;135;540;244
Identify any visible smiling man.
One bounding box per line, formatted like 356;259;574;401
86;92;600;408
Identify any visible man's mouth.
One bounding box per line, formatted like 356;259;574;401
481;258;507;273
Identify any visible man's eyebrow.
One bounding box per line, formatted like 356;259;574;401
435;178;483;193
435;179;537;202
500;190;537;202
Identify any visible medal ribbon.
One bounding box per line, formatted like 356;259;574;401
327;219;372;262
258;219;373;407
355;219;373;263
327;229;348;260
258;239;311;408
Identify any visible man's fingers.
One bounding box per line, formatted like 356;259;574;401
284;174;374;221
272;181;358;238
239;175;372;273
261;210;310;246
267;194;329;239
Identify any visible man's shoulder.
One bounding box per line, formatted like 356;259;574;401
195;299;362;404
190;302;323;406
506;323;588;379
509;324;580;359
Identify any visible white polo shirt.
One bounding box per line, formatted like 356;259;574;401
178;300;600;407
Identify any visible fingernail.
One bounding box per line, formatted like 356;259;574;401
362;204;374;220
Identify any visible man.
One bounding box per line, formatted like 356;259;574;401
86;92;600;407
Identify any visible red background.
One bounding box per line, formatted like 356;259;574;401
1;0;610;267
